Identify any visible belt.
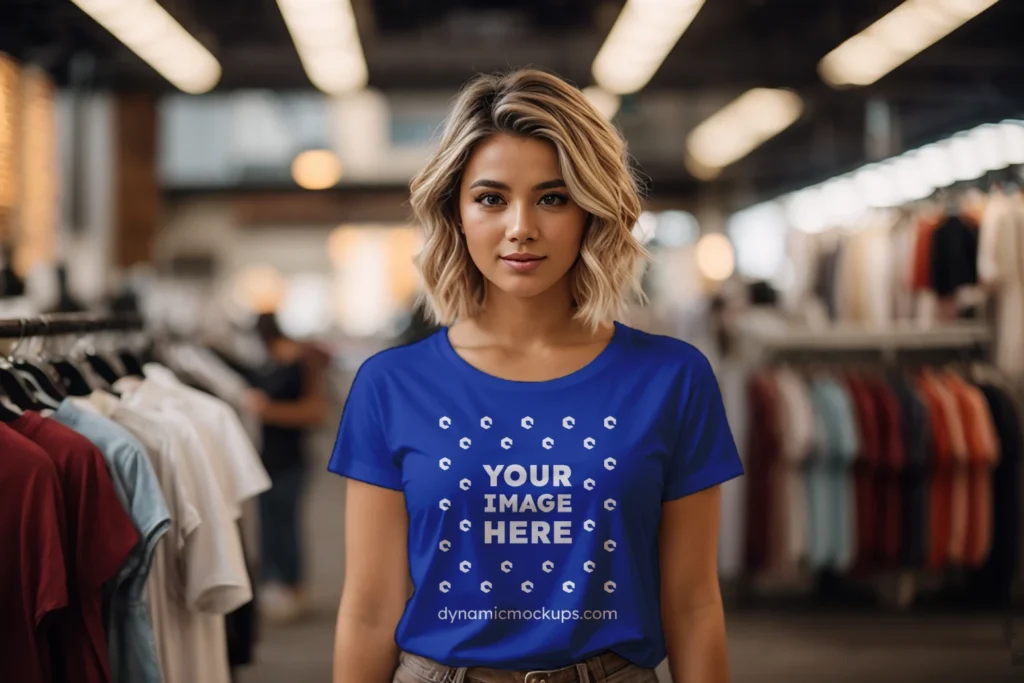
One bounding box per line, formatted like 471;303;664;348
397;650;634;683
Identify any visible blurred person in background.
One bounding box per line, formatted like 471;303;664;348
243;312;329;623
328;69;741;683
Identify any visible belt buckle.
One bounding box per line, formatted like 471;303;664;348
523;663;572;683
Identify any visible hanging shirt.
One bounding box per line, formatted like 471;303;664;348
929;215;979;298
844;375;880;571
327;323;743;670
887;374;931;569
870;379;906;568
944;376;1000;568
52;401;171;683
975;383;1022;601
79;391;250;683
771;367;814;572
139;363;271;505
807;379;860;572
978;193;1024;381
129;366;269;675
7;412;139;683
930;374;970;565
0;424;68;683
915;374;954;570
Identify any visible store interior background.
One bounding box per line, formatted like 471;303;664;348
3;0;1024;681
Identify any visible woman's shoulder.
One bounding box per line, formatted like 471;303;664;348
350;329;446;382
615;323;713;374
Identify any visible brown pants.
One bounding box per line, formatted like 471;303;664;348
393;650;659;683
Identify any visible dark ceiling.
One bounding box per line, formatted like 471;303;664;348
3;0;1024;205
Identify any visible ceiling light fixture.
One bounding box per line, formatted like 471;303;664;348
592;0;707;95
582;85;621;121
818;0;1001;88
685;88;804;180
276;0;368;95
71;0;221;94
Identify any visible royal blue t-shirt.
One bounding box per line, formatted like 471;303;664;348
327;322;743;670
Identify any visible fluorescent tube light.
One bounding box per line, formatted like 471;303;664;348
592;0;707;95
685;88;804;179
71;0;221;94
819;0;1001;88
277;0;368;95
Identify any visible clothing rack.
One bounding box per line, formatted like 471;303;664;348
732;318;1021;648
0;309;269;683
0;312;144;339
734;317;992;364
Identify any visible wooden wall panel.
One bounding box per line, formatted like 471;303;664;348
114;94;160;267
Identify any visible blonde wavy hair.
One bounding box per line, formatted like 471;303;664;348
410;68;649;332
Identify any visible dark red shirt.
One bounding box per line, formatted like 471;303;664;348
0;423;68;683
8;412;139;683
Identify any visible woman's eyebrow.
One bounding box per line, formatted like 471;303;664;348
467;179;566;191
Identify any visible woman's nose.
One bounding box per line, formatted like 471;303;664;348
506;204;538;242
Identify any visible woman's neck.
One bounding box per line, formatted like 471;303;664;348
466;281;589;346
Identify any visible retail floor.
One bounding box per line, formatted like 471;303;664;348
236;434;1022;683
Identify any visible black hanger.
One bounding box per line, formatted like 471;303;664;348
0;359;45;411
13;359;65;398
0;322;48;411
14;319;68;402
13;366;62;409
50;358;95;397
118;349;145;378
85;351;122;385
12;336;67;406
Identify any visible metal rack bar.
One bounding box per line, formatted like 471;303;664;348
0;313;144;338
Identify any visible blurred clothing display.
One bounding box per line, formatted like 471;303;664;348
785;199;1005;328
928;215;979;299
742;362;1021;602
978;189;1024;382
0;317;270;683
159;341;262;448
1;420;137;683
50;403;170;683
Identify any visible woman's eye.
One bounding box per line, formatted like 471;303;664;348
476;193;504;206
539;193;568;206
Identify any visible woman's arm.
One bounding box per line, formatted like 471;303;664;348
659;485;730;683
333;479;411;683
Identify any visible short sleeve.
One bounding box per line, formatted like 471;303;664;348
663;352;744;501
214;402;272;502
327;363;403;491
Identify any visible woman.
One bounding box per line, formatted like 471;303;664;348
328;69;743;683
244;313;328;623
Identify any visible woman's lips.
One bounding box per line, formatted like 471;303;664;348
501;255;546;272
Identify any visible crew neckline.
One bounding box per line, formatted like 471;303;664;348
434;320;628;392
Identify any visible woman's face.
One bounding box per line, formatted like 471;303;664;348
457;133;588;302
